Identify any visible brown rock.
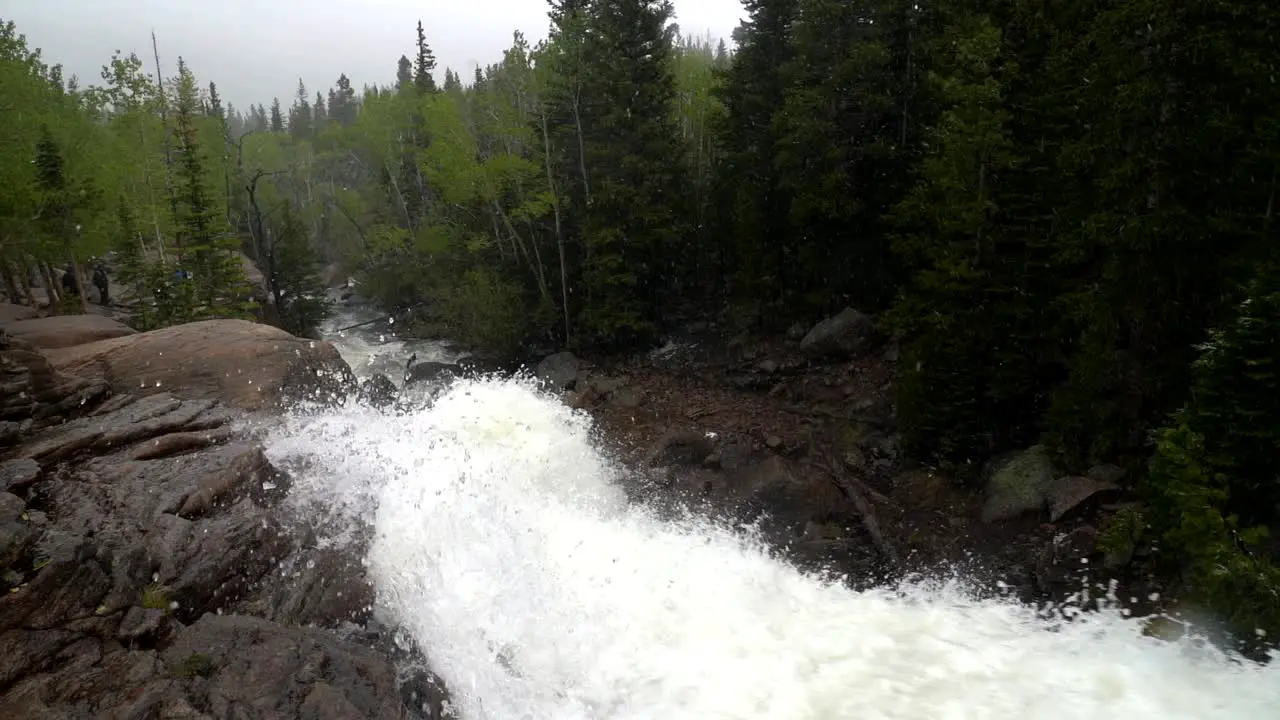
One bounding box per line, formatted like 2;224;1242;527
0;304;39;324
643;429;715;467
1046;475;1122;523
726;455;850;537
2;313;135;349
45;319;353;412
1;332;110;430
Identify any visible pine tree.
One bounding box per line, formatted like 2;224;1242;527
414;21;438;93
888;11;1036;467
552;0;687;347
395;55;414;93
269;97;284;132
33;125;90;312
170;56;251;320
289;78;312;140
207;81;224;119
1146;268;1280;651
328;74;358;126
713;0;799;309
251;103;269;132
313;90;326;126
268;201;332;337
443;68;462;93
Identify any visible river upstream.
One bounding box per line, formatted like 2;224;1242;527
261;292;1280;719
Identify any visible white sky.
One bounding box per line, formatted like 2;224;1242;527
3;0;744;110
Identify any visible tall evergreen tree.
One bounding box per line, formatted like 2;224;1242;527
269;97;284;132
713;0;798;312
289;78;312;140
170;56;250;319
414;21;438;93
207;81;224;119
395;55;414;93
328;73;358;126
551;0;688;346
313;90;327;126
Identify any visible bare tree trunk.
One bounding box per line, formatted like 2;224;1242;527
540;110;571;343
491;200;551;303
572;86;590;207
68;249;89;313
137;109;166;263
152;29;179;247
16;256;38;307
38;261;60;309
0;254;20;304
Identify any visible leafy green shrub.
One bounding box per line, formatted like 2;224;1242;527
438;266;530;359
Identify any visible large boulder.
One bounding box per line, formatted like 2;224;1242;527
535;351;580;391
799;307;875;359
2;313;135;350
981;445;1058;523
45;319;353;412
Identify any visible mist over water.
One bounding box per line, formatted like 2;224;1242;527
264;371;1280;720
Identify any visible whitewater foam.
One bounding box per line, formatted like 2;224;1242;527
265;377;1280;720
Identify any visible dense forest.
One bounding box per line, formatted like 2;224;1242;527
3;0;1279;651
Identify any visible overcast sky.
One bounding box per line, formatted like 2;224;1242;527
5;0;745;110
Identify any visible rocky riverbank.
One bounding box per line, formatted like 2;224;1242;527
531;308;1169;615
0;309;449;718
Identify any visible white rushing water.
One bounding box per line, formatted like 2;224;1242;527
317;292;465;385
264;373;1280;720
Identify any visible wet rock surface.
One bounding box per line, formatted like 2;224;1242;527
1;313;137;350
44;318;354;412
0;326;446;718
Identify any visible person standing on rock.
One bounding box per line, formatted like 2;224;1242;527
92;263;109;306
60;263;78;297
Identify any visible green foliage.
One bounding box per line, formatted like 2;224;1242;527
270;202;332;337
438;266;531;359
170;652;215;679
1096;506;1145;560
1144;277;1280;650
140;582;170;611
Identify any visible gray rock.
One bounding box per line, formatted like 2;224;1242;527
357;372;398;409
1;459;42;493
610;386;643;408
1087;463;1127;485
535;351;580;391
117;607;173;645
404;361;456;387
799;308;874;359
981;444;1058;523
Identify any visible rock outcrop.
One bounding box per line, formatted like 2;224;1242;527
1;313;136;350
45;319;353;412
0;325;445;718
